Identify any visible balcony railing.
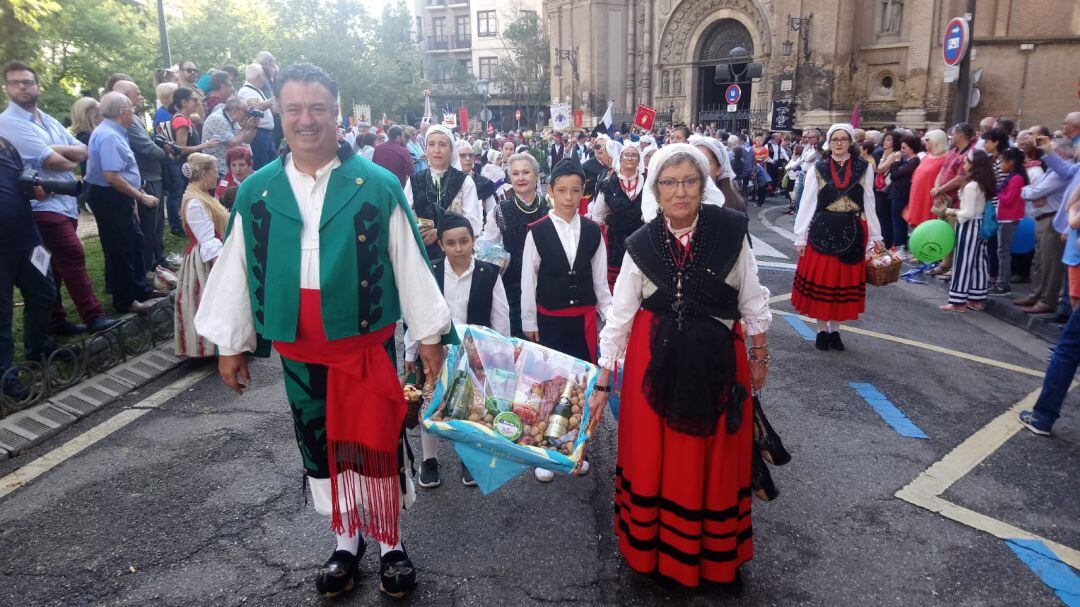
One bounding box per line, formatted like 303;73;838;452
426;0;469;8
450;34;471;50
425;0;446;8
426;35;449;51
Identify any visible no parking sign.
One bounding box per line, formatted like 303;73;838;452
725;84;742;104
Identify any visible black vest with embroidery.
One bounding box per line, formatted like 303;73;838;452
626;205;746;322
813;156;869;215
472;173;495;202
531;216;602;310
598;175;645;266
433;259;499;327
410;167;466;260
495;193;549;290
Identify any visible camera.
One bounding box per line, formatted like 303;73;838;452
19;168;82;198
245;108;265;119
152;134;182;155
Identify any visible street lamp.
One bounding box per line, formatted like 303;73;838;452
782;39;794;57
554;47;579;119
787;13;813;107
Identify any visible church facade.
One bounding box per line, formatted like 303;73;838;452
545;0;1080;132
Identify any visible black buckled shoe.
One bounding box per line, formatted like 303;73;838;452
379;546;417;599
828;331;845;351
815;331;829;351
315;540;365;599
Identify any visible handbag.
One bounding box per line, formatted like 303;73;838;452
874;171;887;191
979;200;999;240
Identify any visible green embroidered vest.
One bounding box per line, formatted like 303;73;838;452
226;151;427;355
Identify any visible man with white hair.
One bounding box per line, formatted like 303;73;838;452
84;92;162;314
255;51;278;96
235;63;277;169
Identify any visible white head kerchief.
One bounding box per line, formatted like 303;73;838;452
640;143;725;223
688;135;728;182
426;125;461;170
825;123;856;151
604;139;623;169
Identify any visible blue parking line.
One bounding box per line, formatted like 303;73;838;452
1005;538;1080;606
781;315;817;340
849;382;928;439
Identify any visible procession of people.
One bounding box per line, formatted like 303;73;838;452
4;39;1079;601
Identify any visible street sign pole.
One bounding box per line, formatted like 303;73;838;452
949;0;977;125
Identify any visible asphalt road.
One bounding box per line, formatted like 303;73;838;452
1;197;1077;606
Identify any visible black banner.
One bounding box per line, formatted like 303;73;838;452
770;101;795;131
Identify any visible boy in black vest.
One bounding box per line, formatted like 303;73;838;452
404;212;510;488
521;156;612;482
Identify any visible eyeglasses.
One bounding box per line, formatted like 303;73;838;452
830;137;851;144
184;67;198;74
5;79;37;88
656;177;704;191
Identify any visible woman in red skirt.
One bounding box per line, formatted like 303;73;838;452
792;123;884;351
591;144;772;591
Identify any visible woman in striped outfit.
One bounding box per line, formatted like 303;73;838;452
941;149;998;312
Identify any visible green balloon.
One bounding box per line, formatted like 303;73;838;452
908;219;956;263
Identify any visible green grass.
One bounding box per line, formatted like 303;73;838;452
11;228;189;361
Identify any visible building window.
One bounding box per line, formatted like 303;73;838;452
415;17;423;43
455;14;469;39
477;10;496;37
432;16;446;39
478;56;497;81
458;59;471;74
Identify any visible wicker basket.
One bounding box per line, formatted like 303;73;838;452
866;252;903;286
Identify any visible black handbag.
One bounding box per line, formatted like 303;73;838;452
750;394;790;502
808;211;865;265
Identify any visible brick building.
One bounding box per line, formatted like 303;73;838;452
544;0;1080;132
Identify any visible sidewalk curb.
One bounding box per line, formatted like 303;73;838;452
916;271;1064;343
0;342;186;461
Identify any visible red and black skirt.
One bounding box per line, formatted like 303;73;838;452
792;218;868;322
614;309;753;587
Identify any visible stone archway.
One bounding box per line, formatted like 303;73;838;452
656;0;772;126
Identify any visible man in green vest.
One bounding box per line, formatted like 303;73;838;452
195;63;451;600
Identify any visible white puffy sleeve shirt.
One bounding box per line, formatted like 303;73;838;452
597;238;771;370
184;198;224;262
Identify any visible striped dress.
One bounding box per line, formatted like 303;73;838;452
174;188;230;357
947;182;989;304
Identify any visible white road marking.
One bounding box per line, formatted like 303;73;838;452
757;205;796;242
758;260;799;271
771;309;1045;378
751;237;789;260
896;387;1080;570
0;366;214;500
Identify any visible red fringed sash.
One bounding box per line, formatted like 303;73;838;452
273;289;404;545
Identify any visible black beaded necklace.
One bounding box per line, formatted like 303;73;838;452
649;210;710;331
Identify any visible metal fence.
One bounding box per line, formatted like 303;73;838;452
0;299;175;417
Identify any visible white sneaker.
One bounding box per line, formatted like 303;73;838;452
576;460;590;475
534;468;555;482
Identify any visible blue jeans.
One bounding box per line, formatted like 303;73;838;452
251;128;276;170
1031;305;1080;429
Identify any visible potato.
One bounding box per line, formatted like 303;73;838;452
569;414;581;427
536;421;547;433
571;405;581;415
483;414;495;424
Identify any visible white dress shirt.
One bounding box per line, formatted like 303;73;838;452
403;258;511;362
793;160;882;247
588;172;644;224
183;197;223;262
403;169;483;237
194;155;451;355
236;82;275;130
597;235;772;370
520;211;612;333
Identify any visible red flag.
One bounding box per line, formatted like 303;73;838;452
458;106;469;132
633;104;657;131
573;108;583;128
850;103;860;128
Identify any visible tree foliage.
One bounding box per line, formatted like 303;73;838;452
0;0;427;122
490;10;550;116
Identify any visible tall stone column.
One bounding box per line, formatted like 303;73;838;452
625;0;638;114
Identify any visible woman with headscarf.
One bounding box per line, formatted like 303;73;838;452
479;152;549;337
691;135;746;213
404;125;482;261
456;139;496;224
591;143;771;590
792;123;884;352
589;145;646;289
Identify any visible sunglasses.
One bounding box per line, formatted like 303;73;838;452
184;67;198;74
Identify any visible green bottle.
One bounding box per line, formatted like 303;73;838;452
544;378;575;441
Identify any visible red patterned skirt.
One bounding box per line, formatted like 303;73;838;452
614;310;753;587
792;220;868;322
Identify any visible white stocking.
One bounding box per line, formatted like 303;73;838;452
420;428;439;461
